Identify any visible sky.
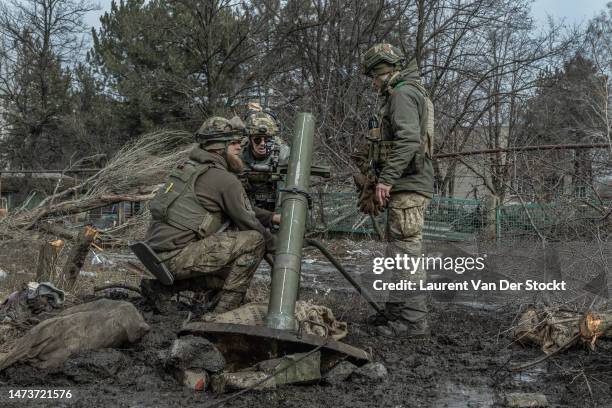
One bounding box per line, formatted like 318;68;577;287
85;0;611;30
84;0;112;29
530;0;610;26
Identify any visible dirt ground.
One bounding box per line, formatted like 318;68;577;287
0;238;611;407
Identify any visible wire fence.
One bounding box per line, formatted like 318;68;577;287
310;192;611;242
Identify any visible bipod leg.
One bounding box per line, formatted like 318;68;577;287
304;238;388;318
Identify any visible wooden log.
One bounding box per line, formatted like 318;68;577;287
580;311;612;346
35;240;64;282
38;222;78;241
11;186;159;229
117;201;126;225
61;225;97;289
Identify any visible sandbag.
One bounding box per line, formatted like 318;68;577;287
203;301;348;341
513;307;580;354
0;299;149;370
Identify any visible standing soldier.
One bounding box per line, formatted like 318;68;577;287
141;116;277;314
241;103;290;212
354;44;435;339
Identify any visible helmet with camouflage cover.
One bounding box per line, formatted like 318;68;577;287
244;103;280;137
245;111;280;136
195;116;245;150
362;43;405;77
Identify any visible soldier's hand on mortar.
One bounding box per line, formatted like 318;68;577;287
272;213;281;225
375;183;392;207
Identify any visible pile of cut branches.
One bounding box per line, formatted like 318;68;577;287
0;130;193;240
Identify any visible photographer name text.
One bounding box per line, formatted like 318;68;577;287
372;279;567;291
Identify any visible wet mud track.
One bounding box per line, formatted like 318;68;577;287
1;242;611;407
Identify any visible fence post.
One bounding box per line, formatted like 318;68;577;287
495;204;501;242
483;194;499;241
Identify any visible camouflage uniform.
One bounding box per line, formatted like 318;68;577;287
358;44;435;338
241;107;290;211
144;117;273;313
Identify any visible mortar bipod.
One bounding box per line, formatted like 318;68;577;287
265;238;388;319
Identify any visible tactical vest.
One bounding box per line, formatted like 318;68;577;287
149;159;223;238
240;139;289;211
368;80;434;175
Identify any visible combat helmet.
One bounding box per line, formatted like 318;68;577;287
244;102;280;137
195;116;244;150
362;43;405;77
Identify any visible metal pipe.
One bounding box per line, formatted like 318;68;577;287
0;168;103;174
305;238;387;318
266;113;315;330
434;142;611;159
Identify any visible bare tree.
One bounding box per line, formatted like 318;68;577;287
0;0;97;168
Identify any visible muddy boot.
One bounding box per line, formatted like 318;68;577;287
212;290;244;314
366;312;390;327
140;278;176;313
366;305;395;326
376;319;430;339
376;300;430;340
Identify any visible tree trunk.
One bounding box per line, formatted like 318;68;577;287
12;188;157;229
61;225;97;289
482;194;499;241
35;239;64;282
38;222;78;241
117;201;126;225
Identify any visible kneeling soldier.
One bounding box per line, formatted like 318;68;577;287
142;116;275;313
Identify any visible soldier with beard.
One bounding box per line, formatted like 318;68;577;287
142;116;278;314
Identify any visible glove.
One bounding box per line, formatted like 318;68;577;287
352;172;367;191
357;175;382;216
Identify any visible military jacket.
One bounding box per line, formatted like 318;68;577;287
240;138;290;212
370;66;435;197
145;146;272;258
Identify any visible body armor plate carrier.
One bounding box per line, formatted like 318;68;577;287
149;160;223;238
368;80;434;176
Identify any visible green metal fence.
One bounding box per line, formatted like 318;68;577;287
310;192;610;242
495;200;608;240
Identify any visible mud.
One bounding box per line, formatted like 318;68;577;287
1;240;611;407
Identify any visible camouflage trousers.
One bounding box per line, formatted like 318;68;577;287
385;192;430;322
167;230;265;295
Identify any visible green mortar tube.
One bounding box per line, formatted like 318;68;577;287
266;113;315;330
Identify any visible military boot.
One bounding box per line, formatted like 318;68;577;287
366;312;390;327
140;278;176;313
375;299;430;340
375;318;430;339
366;304;395;326
212;290;245;314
